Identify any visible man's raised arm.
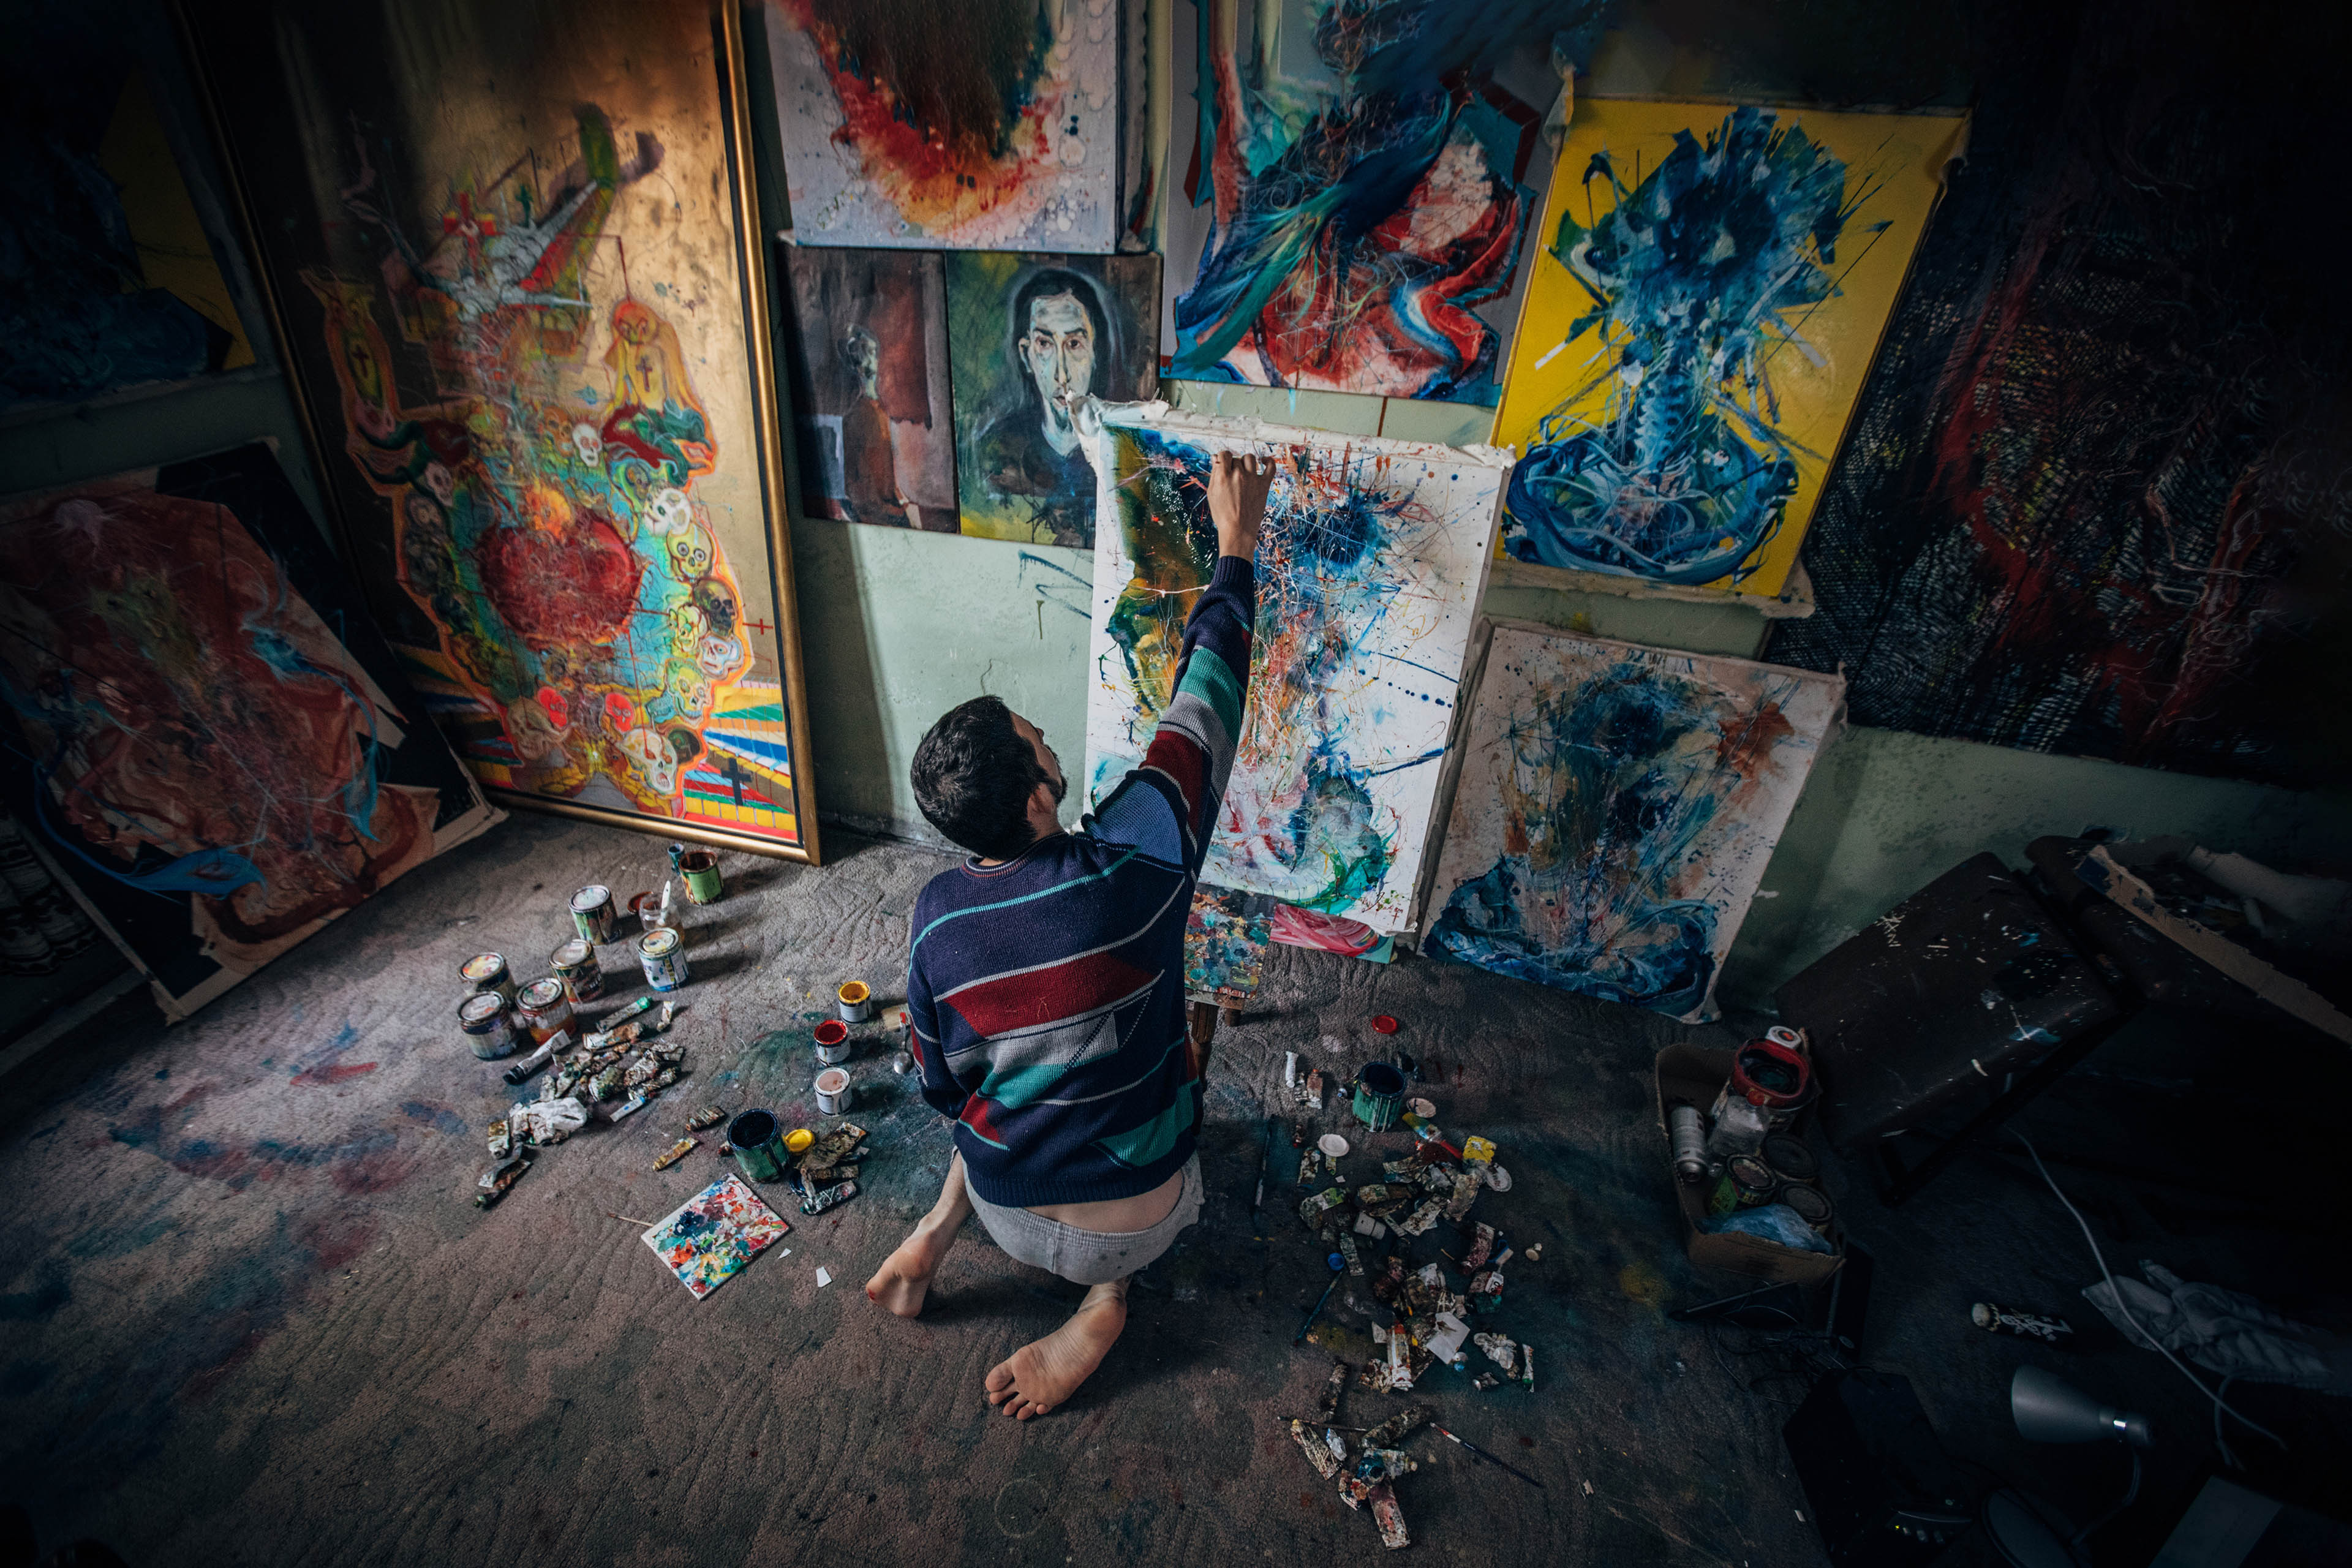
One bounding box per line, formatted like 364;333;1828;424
1095;449;1273;873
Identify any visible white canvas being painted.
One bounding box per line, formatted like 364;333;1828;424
1084;407;1504;933
1422;622;1844;1022
764;0;1122;252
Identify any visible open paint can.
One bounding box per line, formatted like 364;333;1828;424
813;1019;852;1065
728;1109;788;1182
814;1066;853;1115
550;937;603;1003
679;848;723;905
460;952;517;1008
1352;1062;1406;1131
835;981;875;1023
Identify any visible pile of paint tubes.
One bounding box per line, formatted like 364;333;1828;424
459;876;707;1210
1283;1032;1547;1550
1664;1026;1838;1237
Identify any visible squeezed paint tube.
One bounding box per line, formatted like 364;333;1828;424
801;1178;858;1215
1289;1420;1341;1482
654;1137;696;1170
503;1029;573;1085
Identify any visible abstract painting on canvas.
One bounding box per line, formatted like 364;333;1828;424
191;0;821;856
1490;100;1962;597
764;0;1123;252
1160;0;1599;404
1085;409;1502;933
0;447;498;1020
784;247;959;533
1422;623;1842;1022
948;251;1159;547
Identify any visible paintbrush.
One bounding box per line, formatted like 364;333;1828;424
1431;1423;1545;1489
1293;1254;1346;1344
1253;1115;1275;1216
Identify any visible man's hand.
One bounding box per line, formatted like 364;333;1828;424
1207;448;1275;562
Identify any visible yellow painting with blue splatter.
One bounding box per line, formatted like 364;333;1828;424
1491;100;1964;597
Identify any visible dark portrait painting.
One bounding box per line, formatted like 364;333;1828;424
783;246;959;533
948;252;1160;548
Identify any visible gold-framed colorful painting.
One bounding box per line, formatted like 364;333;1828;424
184;0;821;859
1490;99;1965;598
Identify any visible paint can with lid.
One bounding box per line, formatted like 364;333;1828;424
551;937;604;1003
813;1018;852;1065
569;885;619;945
814;1066;853;1116
835;981;874;1023
460;991;519;1060
1709;1154;1778;1216
1781;1183;1834;1234
515;978;574;1045
727;1109;787;1183
1760;1133;1819;1185
638;927;689;992
461;952;518;1008
678;848;723;905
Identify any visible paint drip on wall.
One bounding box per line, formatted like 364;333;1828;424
1084;409;1501;933
1423;623;1841;1022
1490;99;1959;598
1160;0;1605;404
764;0;1123;252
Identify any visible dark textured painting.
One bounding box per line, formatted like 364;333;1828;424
1765;0;2352;788
783;246;959;532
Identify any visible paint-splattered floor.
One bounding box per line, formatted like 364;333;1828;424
2;815;2342;1566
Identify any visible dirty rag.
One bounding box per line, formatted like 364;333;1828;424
2082;1262;2351;1393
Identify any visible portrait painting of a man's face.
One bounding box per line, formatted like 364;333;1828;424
949;252;1161;549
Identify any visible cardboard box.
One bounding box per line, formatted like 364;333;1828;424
1654;1043;1844;1286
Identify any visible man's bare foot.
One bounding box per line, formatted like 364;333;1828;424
985;1285;1126;1419
865;1218;956;1318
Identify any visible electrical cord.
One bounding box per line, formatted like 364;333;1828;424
2011;1129;2288;1466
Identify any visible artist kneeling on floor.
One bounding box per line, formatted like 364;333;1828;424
865;449;1274;1419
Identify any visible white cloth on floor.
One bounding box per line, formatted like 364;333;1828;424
2082;1261;2348;1393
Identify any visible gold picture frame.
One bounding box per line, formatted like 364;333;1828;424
180;0;821;862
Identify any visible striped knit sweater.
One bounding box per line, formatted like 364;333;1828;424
907;556;1255;1207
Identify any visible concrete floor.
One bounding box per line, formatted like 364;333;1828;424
1;813;2342;1566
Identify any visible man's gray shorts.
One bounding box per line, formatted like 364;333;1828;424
966;1153;1204;1286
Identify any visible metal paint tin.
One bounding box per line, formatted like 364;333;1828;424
727;1109;787;1182
460;992;518;1060
1727;1154;1778;1208
1781;1183;1835;1233
516;978;574;1044
569;885;619;944
1760;1133;1819;1185
638;927;688;992
814;1066;852;1115
1351;1061;1405;1131
460;952;517;1007
835;981;874;1023
813;1018;852;1065
550;937;604;1003
679;848;723;905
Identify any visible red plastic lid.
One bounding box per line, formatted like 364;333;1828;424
1371;1015;1400;1035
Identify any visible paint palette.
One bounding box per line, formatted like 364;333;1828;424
642;1175;792;1300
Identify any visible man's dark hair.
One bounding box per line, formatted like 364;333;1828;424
912;695;1051;859
1008;268;1112;409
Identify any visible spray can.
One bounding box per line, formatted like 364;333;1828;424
1668;1103;1711;1184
